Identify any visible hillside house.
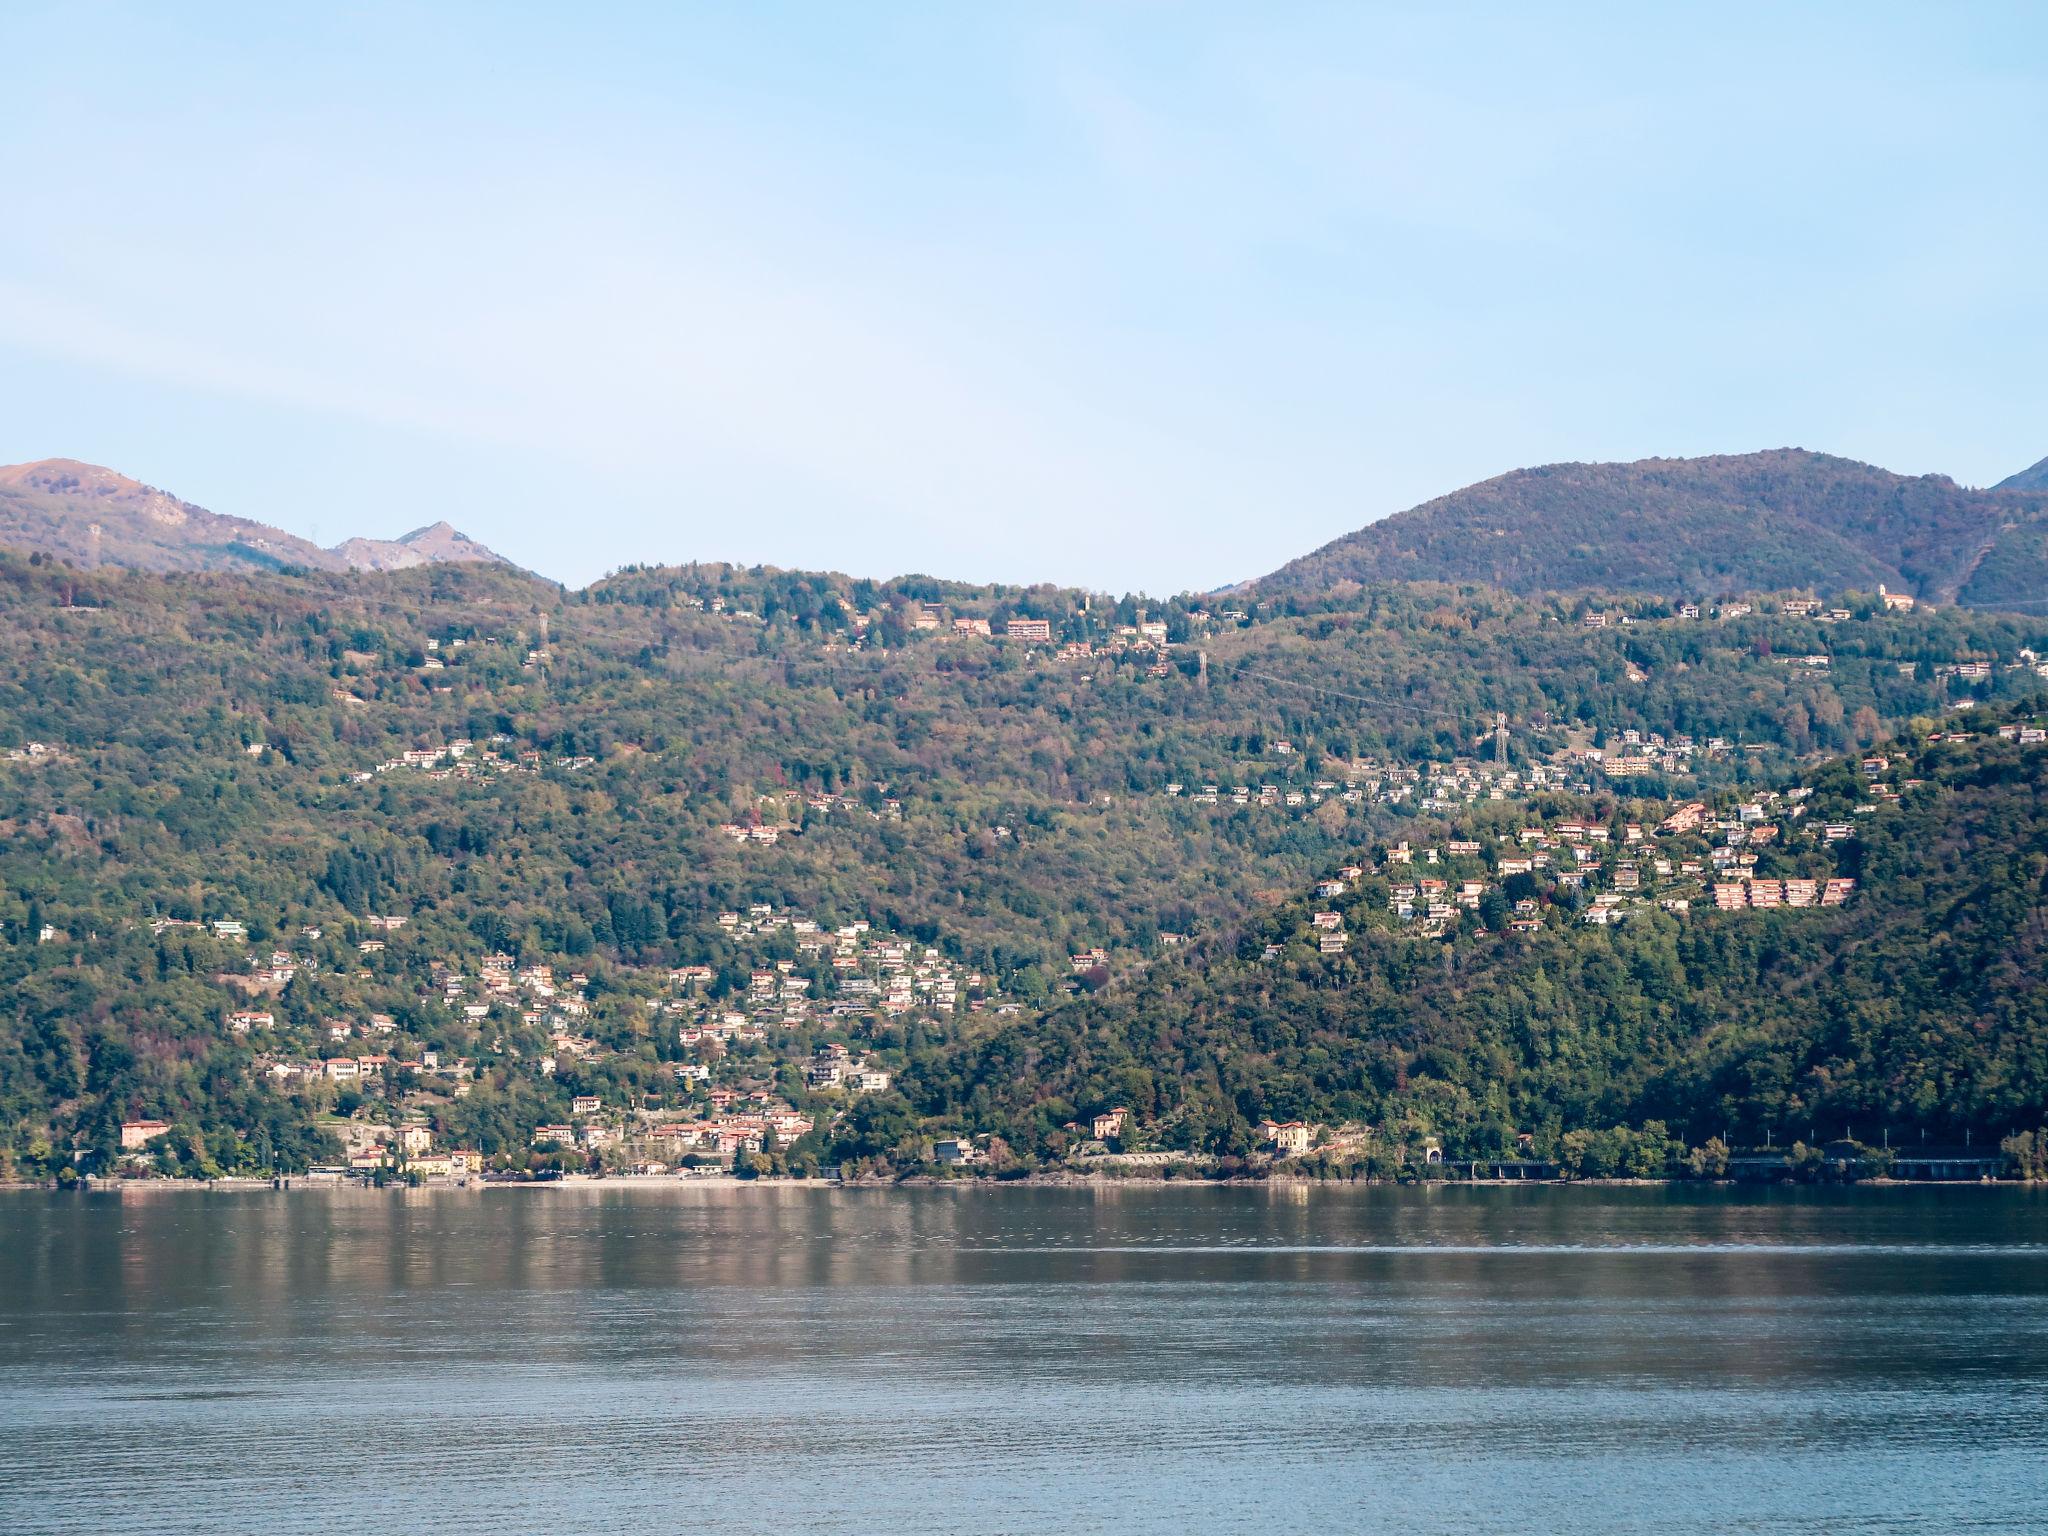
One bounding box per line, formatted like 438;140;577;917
1258;1120;1314;1156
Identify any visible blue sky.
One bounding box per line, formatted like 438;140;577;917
1;3;2044;591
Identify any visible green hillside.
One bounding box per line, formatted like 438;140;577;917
0;549;2042;1178
914;727;2048;1168
1258;449;2048;610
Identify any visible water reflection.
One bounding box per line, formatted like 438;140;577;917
1;1185;2044;1534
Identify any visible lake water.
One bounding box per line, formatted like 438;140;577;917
1;1184;2045;1534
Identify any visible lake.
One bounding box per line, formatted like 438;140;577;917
1;1183;2044;1534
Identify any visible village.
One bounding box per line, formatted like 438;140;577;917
1253;737;2012;958
110;899;1021;1184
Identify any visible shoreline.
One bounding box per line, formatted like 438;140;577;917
0;1172;2027;1193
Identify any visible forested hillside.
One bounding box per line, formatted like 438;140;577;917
0;548;2042;1177
1258;449;2048;609
914;728;2048;1167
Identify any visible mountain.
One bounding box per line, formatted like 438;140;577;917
1996;454;2048;493
0;459;340;573
0;459;514;576
330;522;510;572
1256;449;2048;610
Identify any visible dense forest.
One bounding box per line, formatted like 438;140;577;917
0;546;2042;1177
1258;449;2048;608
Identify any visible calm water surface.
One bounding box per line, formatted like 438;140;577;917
1;1184;2045;1534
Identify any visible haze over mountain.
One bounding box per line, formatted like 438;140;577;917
1256;449;2048;610
0;459;514;577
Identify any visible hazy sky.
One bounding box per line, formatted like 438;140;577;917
2;3;2043;591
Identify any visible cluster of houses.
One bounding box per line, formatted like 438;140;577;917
712;788;907;848
1161;757;1572;819
112;890;1018;1179
1270;767;1892;955
675;903;1014;1035
1062;1108;1405;1167
529;1087;817;1169
803;1043;891;1093
716;821;786;846
266;1091;818;1179
1584;593;1914;629
900;607;1174;651
1491;788;1866;926
669;593;762;624
659;589;1207;664
1570;728;1721;780
1265;846;1499;948
345;733;595;786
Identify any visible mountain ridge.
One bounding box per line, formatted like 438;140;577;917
1996;454;2048;493
1254;448;2048;610
330;520;511;572
13;447;2048;610
0;458;515;576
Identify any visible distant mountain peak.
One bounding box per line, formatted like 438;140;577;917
330;519;510;573
0;458;517;577
0;457;205;531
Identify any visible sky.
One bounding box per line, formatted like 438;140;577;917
1;3;2044;592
